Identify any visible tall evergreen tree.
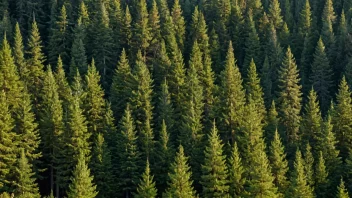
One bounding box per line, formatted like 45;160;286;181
70;18;88;78
164;145;197;198
228;142;246;197
67;152;98;198
277;47;302;149
135;160;157;198
268;0;283;29
201;122;229;197
13;23;26;81
133;0;151;58
310;38;333;113
171;0;186;51
336;178;349;198
304;143;315;188
315;151;329;197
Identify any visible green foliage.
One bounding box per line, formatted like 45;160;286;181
228;142;245;197
315;151;329;197
336;178;349;198
135;160;157;198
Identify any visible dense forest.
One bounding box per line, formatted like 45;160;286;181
2;0;352;197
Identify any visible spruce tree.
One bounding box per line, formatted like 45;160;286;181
171;0;186;51
148;0;161;57
116;104;141;197
269;130;289;195
135;160;157;198
133;0;151;58
321;0;336;63
310;38;333;113
287;150;314;198
13;23;26;80
277;47;302;149
70;18;88;78
265;101;279;144
268;0;283;29
228;142;245;197
201;122;229;197
315;151;329;197
300;89;323;148
164;145;197;198
0;91;17;190
261;56;273;107
13;149;40;198
304;143;315;188
336;178;349;198
332;76;352;159
67;152;98;198
218;41;245;143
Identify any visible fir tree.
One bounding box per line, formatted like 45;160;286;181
13;23;26;80
304;143;315;188
13;149;40;198
277;47;302;149
268;0;283;29
0;91;17;190
269;130;289;195
321;0;336;62
218;41;245;144
310;38;333;113
287;150;314;198
336;178;349;198
228;142;245;197
116;104;141;197
133;0;151;58
315;151;329;197
67;152;98;198
70;18;88;78
171;0;186;51
201;122;229;197
164;145;197;198
135;160;157;198
332;76;352;159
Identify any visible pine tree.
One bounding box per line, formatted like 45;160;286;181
218;41;245;144
315;151;329;197
0;35;23;110
268;0;283;29
228;142;245;197
148;0;162;57
321;0;336;63
164;145;197;198
171;0;186;51
310;38;333;113
90;133;113;198
336;178;349;198
277;47;302;149
269;130;289;195
304;143;315;188
300;89;323;148
246;139;278;198
287;150;314;198
133;0;151;58
121;6;132;52
70;18;88;78
332;76;352;159
48;5;70;66
135;160;157;198
13;149;40;198
201;122;229;197
261;56;273;107
67;152;98;198
131;51;155;159
116;104;141;197
26;20;45;109
13;23;26;80
246;59;266;120
110;49;134;121
0;91;17;190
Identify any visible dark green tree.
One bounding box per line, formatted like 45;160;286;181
132;0;151;58
135;160;157;198
201;122;229;197
304;143;315;188
315;151;329;197
228;142;246;197
171;0;186;51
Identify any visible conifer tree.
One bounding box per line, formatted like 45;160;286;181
131;51;154;159
110;49;134;121
0;91;17;190
315;151;329;197
336;178;349;198
332;76;352;159
297;0;312;49
148;0;161;57
171;0;186;51
55;56;72;122
201;122;229;197
116;104;141;197
67;152;98;198
153;40;172;87
261;56;273;106
268;0;283;29
48;5;70;66
70;18;88;78
310;38;333;113
13;149;40;198
39;67;65;194
269;130;289;195
246;139;278;198
277;47;302;148
133;0;151;58
13;23;26;80
26;20;45;109
164;145;197;198
121;6;132;52
246;59;266;120
304;143;315;188
321;0;336;62
90;133;113;198
265;101;279;144
228;142;245;197
218;41;245;143
135;160;157;198
0;34;23;110
300;89;323;148
14;90;41;168
243;10;261;73
287;150;314;198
